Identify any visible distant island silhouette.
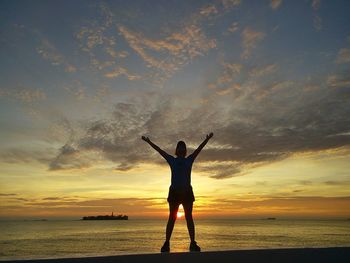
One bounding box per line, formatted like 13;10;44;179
82;212;128;220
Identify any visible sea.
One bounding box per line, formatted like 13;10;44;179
0;218;349;261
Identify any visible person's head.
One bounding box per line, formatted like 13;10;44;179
175;140;187;157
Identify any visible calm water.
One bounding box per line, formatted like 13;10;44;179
0;219;349;260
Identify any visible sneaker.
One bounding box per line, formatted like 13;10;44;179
189;241;201;252
161;241;170;253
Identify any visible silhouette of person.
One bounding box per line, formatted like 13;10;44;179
142;133;214;253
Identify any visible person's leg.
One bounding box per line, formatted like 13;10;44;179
183;202;195;242
165;202;179;242
183;201;201;251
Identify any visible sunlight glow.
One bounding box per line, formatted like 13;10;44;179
177;205;184;218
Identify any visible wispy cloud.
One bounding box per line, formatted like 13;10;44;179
250;64;278;77
0;87;46;103
118;23;216;85
216;62;242;85
0;197;166;217
74;1;225;86
208;62;278;97
207;60;243;98
312;0;321;10
75;3;131;77
37;38;77;72
311;0;322;31
74;1;243;86
221;0;242;11
327;74;350;88
216;83;241;96
206;196;350;217
196;161;243;179
104;66;141;80
64;80;87;101
199;5;218;16
335;48;350;64
0;148;54;165
324;180;350;186
241;27;266;59
223;22;239;36
270;0;282;10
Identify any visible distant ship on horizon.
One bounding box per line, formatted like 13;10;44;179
82;212;128;220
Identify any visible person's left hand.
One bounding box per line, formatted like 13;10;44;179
206;132;214;140
142;136;150;143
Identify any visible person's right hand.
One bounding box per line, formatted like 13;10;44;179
142;136;150;143
206;132;214;140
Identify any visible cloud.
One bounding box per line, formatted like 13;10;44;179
313;14;322;31
114;1;242;86
31;2;349;179
324;180;350;186
216;83;241;95
37;38;77;72
209;62;277;97
207;61;243;97
74;1;225;85
299;180;313;185
105;48;129;59
26;197;162;209
335;48;350;64
221;0;241;10
217;62;242;84
196;162;243;179
48;69;350;179
0;87;46;103
104;66;141;80
62;80;111;103
327;74;350;88
241;27;266;59
118;24;216;85
270;0;282;10
207;196;350;217
250;64;278;77
73;1;242;86
75;2;115;52
227;22;239;34
311;0;322;31
199;5;218;16
0;148;54;165
75;3;130;76
1;197;166;217
49;143;98;171
63;80;87;101
312;0;320;10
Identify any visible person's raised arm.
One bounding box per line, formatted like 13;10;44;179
190;132;214;161
141;136;170;160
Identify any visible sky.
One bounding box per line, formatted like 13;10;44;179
0;0;350;219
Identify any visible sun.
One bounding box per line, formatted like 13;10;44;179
177;211;184;218
177;205;184;218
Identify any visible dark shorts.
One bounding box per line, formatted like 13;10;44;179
167;185;195;204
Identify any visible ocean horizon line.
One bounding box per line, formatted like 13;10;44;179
0;217;349;221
